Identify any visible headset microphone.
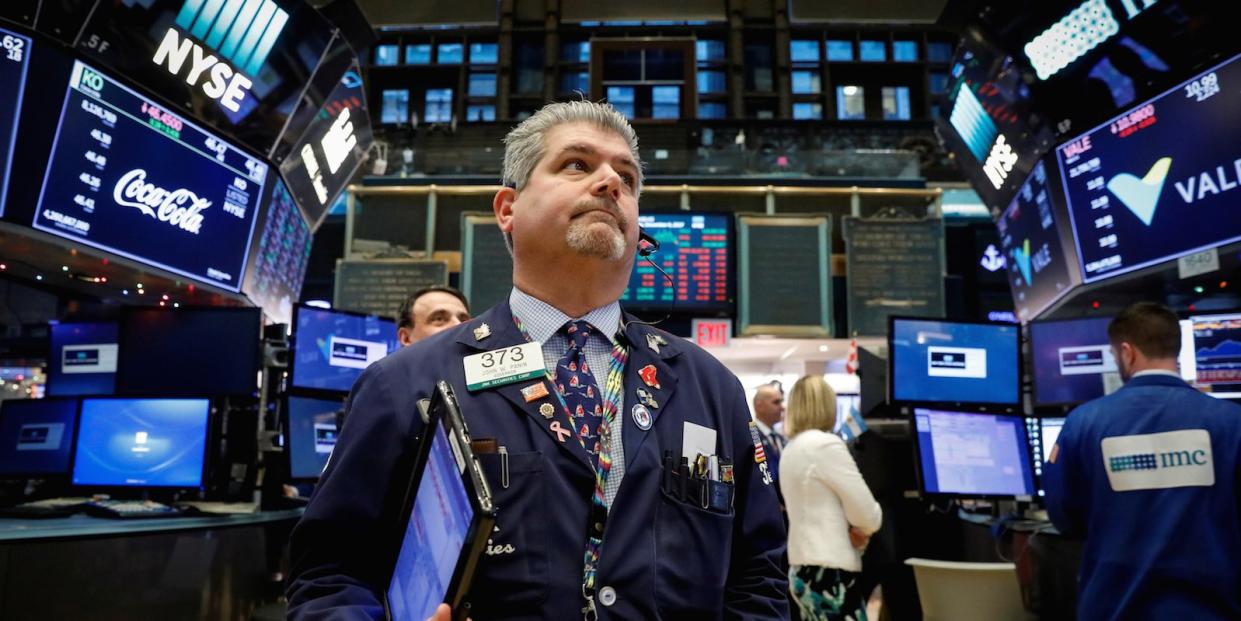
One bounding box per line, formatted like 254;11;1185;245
625;227;676;328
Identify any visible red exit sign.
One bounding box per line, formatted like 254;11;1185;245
692;319;732;348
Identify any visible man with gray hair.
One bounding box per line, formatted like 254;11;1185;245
287;101;789;620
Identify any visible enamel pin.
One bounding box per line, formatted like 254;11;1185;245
636;387;659;409
521;382;549;403
549;420;572;443
638;364;661;389
646;333;667;353
747;421;774;486
631;404;653;430
538;403;555;419
473;323;492;341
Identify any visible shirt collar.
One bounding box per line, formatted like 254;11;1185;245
508;287;622;346
1131;369;1183;379
754;419;774;437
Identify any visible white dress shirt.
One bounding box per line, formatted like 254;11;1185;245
779;429;882;571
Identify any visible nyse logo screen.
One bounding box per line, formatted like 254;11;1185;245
0;26;31;218
1058;51;1241;283
33;61;267;292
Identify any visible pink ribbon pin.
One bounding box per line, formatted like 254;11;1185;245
549;421;572;443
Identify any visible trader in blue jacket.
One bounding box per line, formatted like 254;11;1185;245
286;100;789;620
1044;302;1241;620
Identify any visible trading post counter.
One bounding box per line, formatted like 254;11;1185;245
0;508;302;620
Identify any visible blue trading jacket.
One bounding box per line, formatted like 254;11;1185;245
1044;374;1241;620
286;300;789;620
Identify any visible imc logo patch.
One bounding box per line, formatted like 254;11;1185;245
1101;429;1213;491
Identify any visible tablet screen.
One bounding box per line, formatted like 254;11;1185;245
387;420;475;620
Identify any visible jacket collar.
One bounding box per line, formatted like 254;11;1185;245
1122;373;1192;390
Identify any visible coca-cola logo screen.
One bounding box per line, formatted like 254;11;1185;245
33;61;268;292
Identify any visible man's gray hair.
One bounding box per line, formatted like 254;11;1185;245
501;100;645;194
498;101;645;253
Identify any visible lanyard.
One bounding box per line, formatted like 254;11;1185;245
511;316;629;610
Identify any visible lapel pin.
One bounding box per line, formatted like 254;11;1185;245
636;387;659;409
631;403;653;431
538;403;555;419
646;333;663;353
549;420;572;443
473;323;492;341
638;364;661;389
521;383;549;403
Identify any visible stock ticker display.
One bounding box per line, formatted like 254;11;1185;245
32;61;268;292
1058;51;1241;283
995;159;1076;321
620;213;732;312
0;26;31;217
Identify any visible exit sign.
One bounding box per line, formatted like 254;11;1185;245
692;319;732;348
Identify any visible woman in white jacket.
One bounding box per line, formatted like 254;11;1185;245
780;375;882;621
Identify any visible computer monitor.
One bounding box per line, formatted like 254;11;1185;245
889;317;1021;407
285;395;345;480
0;398;79;478
1026;416;1066;497
47;321;118;396
1186;313;1241;398
1029;317;1120;406
619;212;734;313
116;307;261;396
72;397;211;489
291;305;400;394
912;407;1036;499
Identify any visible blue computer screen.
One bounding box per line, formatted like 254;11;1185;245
73;398;209;488
914;408;1035;497
47;322;118;397
0;399;78;476
287;395;344;479
1030;317;1119;405
620;212;732;312
387;421;475;621
1189;313;1241;386
292;307;399;393
891;318;1020;405
996;159;1076;322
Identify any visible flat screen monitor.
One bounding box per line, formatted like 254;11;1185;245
889;317;1021;407
0;398;78;477
285;395;344;480
116;307;261;396
72;397;210;489
996;159;1076;321
47;321;118;396
913;407;1036;499
1026;416;1066;496
0;25;32;218
291;305;400;394
32;61;268;292
1187;312;1241;398
1029;317;1121;406
1058;51;1241;283
619;212;733;313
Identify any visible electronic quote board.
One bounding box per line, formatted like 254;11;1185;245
995;159;1077;321
1058;51;1241;283
620;212;733;313
0;26;31;218
33;61;268;292
241;177;313;325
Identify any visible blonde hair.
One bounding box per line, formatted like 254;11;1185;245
785;374;837;438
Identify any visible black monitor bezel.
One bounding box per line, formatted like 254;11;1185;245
288;303;398;398
0;396;81;480
887;315;1023;413
69;395;214;495
908;405;1037;502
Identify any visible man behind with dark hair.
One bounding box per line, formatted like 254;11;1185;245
1044;302;1241;620
396;286;471;346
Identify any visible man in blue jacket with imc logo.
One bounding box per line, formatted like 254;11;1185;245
1044;302;1241;620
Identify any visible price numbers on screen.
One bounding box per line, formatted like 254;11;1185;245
1;35;23;63
90;129;112;147
73;194;96;212
81;100;117;126
84;150;107;168
79;172;101;190
1185;72;1220;103
1108;104;1156;138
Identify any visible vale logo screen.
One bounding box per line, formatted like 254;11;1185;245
1057;51;1241;283
996;159;1074;321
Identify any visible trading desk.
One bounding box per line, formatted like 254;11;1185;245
0;509;302;620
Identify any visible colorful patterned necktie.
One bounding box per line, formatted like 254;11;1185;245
554;320;604;468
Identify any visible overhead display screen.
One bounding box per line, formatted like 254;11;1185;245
1058;51;1241;283
620;212;732;312
241;178;313;325
995;159;1076;321
279;63;372;231
0;26;31;218
73;0;338;154
890;318;1021;406
33;61;268;292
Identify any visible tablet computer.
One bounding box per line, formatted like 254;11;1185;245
386;381;496;621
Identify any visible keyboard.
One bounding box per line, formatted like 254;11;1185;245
83;499;185;519
0;497;92;519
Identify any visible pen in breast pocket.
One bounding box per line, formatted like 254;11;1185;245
499;446;510;489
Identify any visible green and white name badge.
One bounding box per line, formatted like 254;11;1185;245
463;342;546;391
